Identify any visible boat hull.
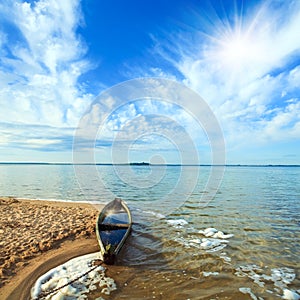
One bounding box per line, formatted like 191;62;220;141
96;198;132;264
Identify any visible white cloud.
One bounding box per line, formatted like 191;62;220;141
0;0;96;161
0;122;76;164
261;101;300;141
0;0;93;128
12;0;84;73
108;114;201;164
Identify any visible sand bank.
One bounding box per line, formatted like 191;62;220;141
0;197;103;299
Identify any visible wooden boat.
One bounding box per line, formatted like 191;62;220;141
96;198;132;264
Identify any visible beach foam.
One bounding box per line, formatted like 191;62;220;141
170;222;299;300
199;227;234;239
166;219;188;228
203;271;219;277
239;287;263;300
31;252;116;300
174;225;234;255
236;265;299;299
282;289;300;300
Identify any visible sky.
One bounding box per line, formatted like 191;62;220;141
0;0;300;164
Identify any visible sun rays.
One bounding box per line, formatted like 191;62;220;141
201;1;271;81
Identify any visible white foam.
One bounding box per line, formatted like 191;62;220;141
189;238;201;244
236;265;298;299
141;209;166;219
174;236;191;248
220;252;231;263
175;227;234;256
199;227;218;237
203;271;219;277
212;231;234;239
197;227;234;253
271;268;296;288
166;219;188;228
200;238;229;252
283;289;300;300
199;228;234;239
239;287;263;300
31;252;116;299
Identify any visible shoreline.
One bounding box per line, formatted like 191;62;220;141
0;197;103;299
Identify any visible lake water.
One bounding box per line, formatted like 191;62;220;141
1;164;299;299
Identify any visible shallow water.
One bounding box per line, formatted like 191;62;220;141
1;164;299;299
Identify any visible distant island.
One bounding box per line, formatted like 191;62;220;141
129;162;150;166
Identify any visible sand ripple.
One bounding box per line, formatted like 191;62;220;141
0;197;98;288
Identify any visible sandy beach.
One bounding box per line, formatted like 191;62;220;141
0;197;102;299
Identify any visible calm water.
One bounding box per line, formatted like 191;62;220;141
1;164;299;299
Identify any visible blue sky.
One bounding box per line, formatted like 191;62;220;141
0;0;299;164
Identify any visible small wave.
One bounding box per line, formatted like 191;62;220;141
141;209;166;219
130;207;165;217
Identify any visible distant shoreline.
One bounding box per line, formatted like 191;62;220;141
0;162;299;167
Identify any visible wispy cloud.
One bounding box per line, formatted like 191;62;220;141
0;0;93;128
0;121;74;151
0;0;95;160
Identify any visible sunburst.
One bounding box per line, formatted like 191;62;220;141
217;33;260;70
202;2;269;79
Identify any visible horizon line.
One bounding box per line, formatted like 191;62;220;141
0;162;299;167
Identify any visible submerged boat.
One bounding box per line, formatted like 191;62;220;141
96;198;132;265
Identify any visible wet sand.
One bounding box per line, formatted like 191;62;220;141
0;197;103;299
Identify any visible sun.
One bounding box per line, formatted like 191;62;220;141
202;3;268;77
220;36;254;63
213;31;262;74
